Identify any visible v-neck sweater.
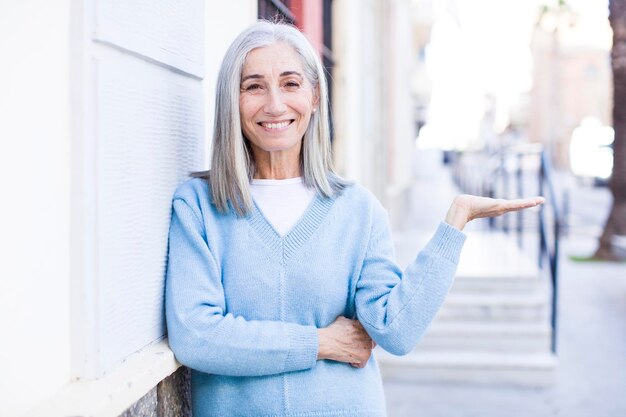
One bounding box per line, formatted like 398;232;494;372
165;178;466;417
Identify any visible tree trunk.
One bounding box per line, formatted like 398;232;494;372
595;0;626;261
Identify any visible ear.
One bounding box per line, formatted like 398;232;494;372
312;85;320;110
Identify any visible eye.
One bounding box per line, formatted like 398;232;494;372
243;83;263;91
284;81;301;89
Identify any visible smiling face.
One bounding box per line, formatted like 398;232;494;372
239;42;318;166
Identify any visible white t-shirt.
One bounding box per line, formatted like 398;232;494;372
249;177;316;236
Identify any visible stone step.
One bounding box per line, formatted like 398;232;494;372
417;321;553;352
436;292;551;322
375;349;557;386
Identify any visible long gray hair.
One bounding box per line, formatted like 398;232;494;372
197;20;348;216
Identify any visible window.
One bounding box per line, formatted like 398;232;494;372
258;0;295;23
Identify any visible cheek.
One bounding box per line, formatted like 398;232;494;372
300;114;312;129
239;98;258;123
294;98;314;119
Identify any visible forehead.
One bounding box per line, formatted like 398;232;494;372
242;42;305;75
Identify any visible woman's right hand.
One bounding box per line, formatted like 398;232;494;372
317;316;375;368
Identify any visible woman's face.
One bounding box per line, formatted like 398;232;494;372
239;42;318;157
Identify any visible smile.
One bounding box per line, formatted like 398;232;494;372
259;120;293;130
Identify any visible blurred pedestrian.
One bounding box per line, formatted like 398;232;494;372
165;20;544;417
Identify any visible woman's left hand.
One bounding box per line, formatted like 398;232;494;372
445;194;545;231
317;316;375;368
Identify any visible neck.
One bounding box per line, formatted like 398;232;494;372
252;145;302;180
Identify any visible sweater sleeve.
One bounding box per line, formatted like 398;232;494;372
165;198;319;376
354;204;466;356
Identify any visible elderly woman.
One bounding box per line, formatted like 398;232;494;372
165;20;543;417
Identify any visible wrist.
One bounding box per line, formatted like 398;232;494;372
316;329;329;360
445;200;469;231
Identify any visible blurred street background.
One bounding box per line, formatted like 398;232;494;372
382;161;626;417
377;1;626;415
2;0;625;416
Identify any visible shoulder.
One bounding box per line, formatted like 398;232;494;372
172;175;235;226
333;182;387;221
171;176;227;224
172;177;211;207
337;182;384;209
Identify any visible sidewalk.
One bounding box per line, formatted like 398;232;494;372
384;166;626;417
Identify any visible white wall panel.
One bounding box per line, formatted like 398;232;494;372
0;1;72;415
95;0;204;77
94;55;203;375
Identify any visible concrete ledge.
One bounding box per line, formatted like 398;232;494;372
26;339;181;417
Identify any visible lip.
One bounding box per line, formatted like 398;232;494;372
257;119;294;131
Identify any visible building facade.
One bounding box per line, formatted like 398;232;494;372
332;0;415;226
529;5;612;168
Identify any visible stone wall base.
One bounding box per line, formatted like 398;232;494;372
120;367;191;417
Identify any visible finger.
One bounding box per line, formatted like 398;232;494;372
498;196;543;212
516;196;544;207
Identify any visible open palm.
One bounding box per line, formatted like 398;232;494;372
445;194;545;230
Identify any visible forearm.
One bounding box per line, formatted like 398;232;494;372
356;222;466;355
167;308;319;376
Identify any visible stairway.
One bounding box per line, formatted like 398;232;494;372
375;230;557;386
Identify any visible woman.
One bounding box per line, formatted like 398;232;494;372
165;20;543;417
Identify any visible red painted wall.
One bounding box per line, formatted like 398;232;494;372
290;0;324;57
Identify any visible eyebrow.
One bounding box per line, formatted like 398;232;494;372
241;71;303;82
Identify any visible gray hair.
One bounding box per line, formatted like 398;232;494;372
198;20;348;216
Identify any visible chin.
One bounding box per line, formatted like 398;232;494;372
254;139;302;154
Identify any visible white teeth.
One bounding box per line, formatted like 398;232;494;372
262;121;290;130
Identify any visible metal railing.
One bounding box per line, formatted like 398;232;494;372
538;150;561;353
451;144;562;353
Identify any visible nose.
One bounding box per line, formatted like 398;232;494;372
263;87;287;116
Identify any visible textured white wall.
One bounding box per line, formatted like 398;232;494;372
93;55;204;375
0;1;72;415
96;0;204;77
71;0;205;379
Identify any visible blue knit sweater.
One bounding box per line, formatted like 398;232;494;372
165;178;466;417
